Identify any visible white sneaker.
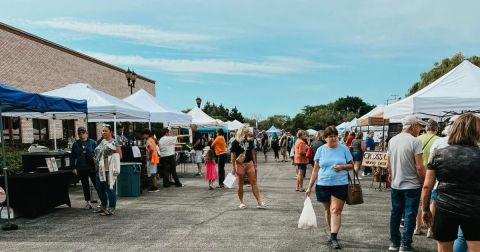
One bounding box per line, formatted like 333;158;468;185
257;202;267;209
388;243;399;251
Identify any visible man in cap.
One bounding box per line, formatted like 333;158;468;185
70;126;98;209
387;115;427;252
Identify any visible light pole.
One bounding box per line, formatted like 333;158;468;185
125;68;137;95
195;97;202;108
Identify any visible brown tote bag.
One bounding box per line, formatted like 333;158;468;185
346;170;364;205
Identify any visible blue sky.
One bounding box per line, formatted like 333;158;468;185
3;0;480;119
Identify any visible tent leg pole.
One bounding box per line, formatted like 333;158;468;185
53;117;57;151
113;114;117;139
0;108;18;230
382;120;386;151
113;114;118;196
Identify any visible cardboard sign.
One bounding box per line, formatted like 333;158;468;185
362;151;388;168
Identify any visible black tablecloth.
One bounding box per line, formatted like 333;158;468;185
121;146;145;163
0;171;72;218
22;152;70;173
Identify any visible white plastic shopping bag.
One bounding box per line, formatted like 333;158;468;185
223;173;237;189
298;197;317;229
289;146;295;158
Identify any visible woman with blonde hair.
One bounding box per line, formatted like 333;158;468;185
421;113;480;252
230;126;266;209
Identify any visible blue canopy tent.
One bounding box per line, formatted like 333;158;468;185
0;83;87;230
265;125;282;136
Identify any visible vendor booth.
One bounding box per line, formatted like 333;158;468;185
0;84;87;223
384;60;480;121
43;84;151;195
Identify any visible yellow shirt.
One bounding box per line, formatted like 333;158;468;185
417;133;439;167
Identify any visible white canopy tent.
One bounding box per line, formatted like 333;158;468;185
306;129;318;136
187;106;226;128
123;89;191;126
345;117;359;130
227;120;244;131
384;60;480;121
42;83;150;137
43;83;150;121
358;105;385;121
336;122;348;132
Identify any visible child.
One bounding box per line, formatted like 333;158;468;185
204;148;218;190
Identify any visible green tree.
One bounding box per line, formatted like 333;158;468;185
228;106;244;122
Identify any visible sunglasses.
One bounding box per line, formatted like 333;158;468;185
78;131;86;134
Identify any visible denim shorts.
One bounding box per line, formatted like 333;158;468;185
352;151;363;162
315;184;348;202
195;150;203;163
147;163;157;176
431;189;438;201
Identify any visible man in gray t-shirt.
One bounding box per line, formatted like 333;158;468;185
388;133;423;189
387;115;426;251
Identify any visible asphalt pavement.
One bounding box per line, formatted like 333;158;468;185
0;155;436;251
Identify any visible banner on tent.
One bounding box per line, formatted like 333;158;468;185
362;151;387;168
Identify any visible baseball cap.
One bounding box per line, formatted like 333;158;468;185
77;126;87;133
401;115;427;128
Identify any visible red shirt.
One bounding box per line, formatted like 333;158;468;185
345;135;354;148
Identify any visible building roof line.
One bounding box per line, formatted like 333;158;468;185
0;22;156;84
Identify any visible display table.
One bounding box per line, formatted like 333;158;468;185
120;146;145;163
0;171;72;218
21;151;70;173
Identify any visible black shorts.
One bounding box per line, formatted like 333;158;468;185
297;163;307;171
315;184;348;203
433;207;480;242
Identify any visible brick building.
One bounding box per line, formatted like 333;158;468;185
0;22;156;144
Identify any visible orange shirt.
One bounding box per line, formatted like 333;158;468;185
211;136;227;155
294;139;309;164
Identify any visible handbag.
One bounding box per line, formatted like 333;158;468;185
235;141;248;165
346;170;364;205
236;153;246;164
306;147;313;161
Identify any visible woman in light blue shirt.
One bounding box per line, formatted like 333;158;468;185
306;126;353;250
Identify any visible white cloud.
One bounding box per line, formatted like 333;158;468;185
83;51;339;75
29;18;215;48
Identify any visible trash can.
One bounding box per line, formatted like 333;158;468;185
117;162;141;197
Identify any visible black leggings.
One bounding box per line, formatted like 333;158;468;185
161;155;182;187
217;153;227;186
273;149;280;159
78;169;96;202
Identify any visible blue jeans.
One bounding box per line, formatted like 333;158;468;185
96;174;117;209
454;227;468;252
390;188;421;246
